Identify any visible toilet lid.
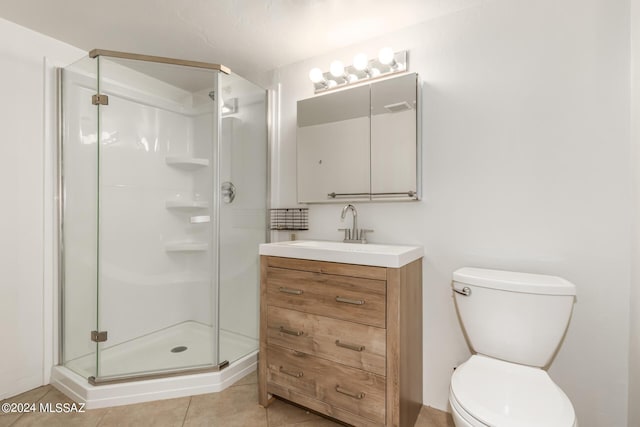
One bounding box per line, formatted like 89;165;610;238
451;355;575;427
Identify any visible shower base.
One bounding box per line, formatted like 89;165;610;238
51;322;258;409
64;321;256;378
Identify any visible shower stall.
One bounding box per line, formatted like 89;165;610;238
51;50;268;407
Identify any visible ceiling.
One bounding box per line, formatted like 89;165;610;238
0;0;481;81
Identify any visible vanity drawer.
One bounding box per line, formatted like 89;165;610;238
267;305;386;376
266;345;386;424
266;267;386;328
266;256;387;280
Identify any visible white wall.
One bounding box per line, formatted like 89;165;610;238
270;0;631;425
0;17;84;399
629;0;640;425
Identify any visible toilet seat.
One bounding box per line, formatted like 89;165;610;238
450;355;576;427
450;388;486;427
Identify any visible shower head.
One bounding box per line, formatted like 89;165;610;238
208;91;215;101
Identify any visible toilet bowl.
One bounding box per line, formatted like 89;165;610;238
450;355;576;427
450;268;577;427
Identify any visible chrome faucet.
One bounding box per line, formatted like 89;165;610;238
341;204;358;240
338;204;373;243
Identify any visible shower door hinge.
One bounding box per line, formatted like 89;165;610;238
91;330;108;342
92;94;109;105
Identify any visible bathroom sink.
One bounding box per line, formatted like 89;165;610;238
259;240;423;268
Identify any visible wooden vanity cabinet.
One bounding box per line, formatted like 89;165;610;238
258;256;423;427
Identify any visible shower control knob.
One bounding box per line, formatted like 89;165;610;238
221;181;236;204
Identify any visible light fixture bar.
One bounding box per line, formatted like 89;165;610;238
310;49;408;93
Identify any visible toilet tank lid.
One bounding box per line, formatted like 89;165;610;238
453;267;576;296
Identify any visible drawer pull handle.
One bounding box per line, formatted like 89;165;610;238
335;385;365;400
279;287;303;295
335;296;365;305
279;326;303;336
335;340;365;352
279;366;303;378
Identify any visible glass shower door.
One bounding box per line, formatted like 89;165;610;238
61;51;267;383
94;55;220;379
216;72;267;365
60;55;100;379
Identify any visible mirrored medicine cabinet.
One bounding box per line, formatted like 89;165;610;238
296;72;420;203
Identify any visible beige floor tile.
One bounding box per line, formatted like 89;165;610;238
231;371;258;387
414;405;455;427
97;396;190;427
11;388;107;427
0;387;53;427
0;413;22;427
5;383;454;427
2;386;51;405
184;384;267;427
266;398;338;427
0;385;53;425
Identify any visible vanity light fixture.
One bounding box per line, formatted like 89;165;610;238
308;48;408;93
353;53;369;71
329;60;358;84
309;67;338;89
378;47;405;71
309;67;325;84
352;53;376;79
329;60;345;78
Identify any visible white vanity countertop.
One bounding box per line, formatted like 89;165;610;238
259;240;424;268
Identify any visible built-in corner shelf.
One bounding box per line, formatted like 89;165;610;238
165;242;209;252
165;157;209;169
165;200;209;209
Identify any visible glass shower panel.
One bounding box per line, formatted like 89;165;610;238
95;57;219;378
217;73;267;364
60;56;99;378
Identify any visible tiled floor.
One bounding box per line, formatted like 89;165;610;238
0;372;454;427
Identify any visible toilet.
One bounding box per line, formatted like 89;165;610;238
450;267;577;427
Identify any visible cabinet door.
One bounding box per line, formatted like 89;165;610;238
297;86;370;203
370;73;418;200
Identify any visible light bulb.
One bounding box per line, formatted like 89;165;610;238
378;47;395;65
396;62;406;71
347;74;358;83
327;79;338;88
353;53;368;71
329;60;345;78
309;68;324;83
370;67;381;77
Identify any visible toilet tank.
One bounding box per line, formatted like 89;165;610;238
452;267;576;368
